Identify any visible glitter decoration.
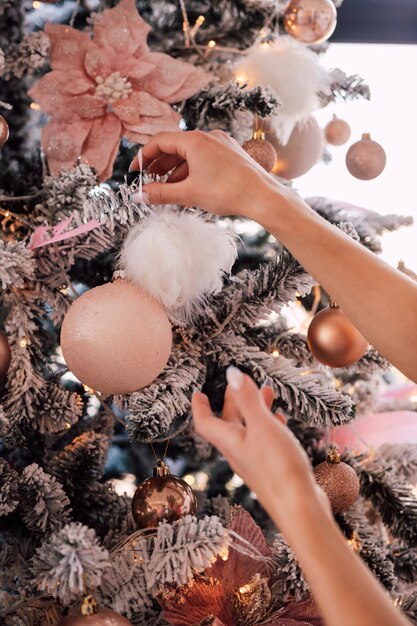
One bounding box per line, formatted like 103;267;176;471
60;279;172;395
231;573;271;625
242;130;277;172
58;607;132;625
29;0;210;180
313;449;360;513
346;133;386;180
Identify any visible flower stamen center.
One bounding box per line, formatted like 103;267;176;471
94;71;132;105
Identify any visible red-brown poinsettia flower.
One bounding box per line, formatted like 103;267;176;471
29;0;210;180
161;507;323;626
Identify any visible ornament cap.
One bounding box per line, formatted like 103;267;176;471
361;132;371;140
153;460;171;477
253;129;266;140
329;297;338;308
326;448;341;464
81;595;99;616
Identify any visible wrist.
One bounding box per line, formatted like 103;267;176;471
240;176;304;231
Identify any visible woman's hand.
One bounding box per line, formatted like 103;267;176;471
129;130;279;219
192;366;330;532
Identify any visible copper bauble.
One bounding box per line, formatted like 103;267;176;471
61;279;172;395
345;133;386;180
313;450;360;513
0;331;11;381
242;131;277;172
307;306;368;368
132;461;197;529
324;115;351;146
270;116;323;180
59;608;132;625
0;115;9;147
284;0;337;44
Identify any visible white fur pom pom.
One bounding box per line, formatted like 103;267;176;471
120;209;237;323
235;37;330;145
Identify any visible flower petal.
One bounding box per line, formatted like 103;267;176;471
45;23;90;72
112;91;170;124
42;120;92;175
84;42;113;81
29;71;103;123
93;0;150;58
135;53;210;103
80;114;122;181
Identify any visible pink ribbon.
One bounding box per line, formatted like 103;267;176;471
30;213;101;250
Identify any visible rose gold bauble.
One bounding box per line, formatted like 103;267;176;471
0;331;11;381
59;608;132;625
0;115;9;147
324;115;351;146
61;279;172;395
132;461;197;529
284;0;337;44
270;116;323;180
313;451;360;513
242;132;277;172
307;306;368;368
345;133;386;180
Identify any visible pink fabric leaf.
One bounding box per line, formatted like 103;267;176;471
84;42;113;81
122;111;180;139
41;119;92;175
30;214;101;250
136;52;210;103
93;0;151;58
45;23;90;72
80;114;122;180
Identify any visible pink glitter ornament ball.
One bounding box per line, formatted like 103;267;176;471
61;279;172;395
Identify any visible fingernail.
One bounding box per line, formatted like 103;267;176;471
226;366;244;390
261;381;274;389
128;160;137;173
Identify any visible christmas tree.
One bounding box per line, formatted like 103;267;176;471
0;1;416;625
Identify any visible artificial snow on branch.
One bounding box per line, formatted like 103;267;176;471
19;464;71;533
31;522;110;604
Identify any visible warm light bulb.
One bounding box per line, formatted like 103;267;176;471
30;102;41;110
19;338;28;348
207;40;217;48
33;0;41;8
82;384;95;393
272;349;279;358
236;74;246;86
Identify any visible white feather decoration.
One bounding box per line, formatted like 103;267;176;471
120;209;237;323
235;37;331;145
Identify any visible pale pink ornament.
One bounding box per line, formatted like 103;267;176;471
270;115;323;179
61;279;172;395
29;0;210;180
324;115;351;146
345;133;386;180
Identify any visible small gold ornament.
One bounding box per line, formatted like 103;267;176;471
345;133;386;180
242;130;277;172
307;302;368;368
231;573;271;625
313;449;360;513
284;0;337;45
131;460;197;529
58;596;132;625
325;114;351;146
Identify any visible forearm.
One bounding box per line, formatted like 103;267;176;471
266;493;409;626
249;182;417;382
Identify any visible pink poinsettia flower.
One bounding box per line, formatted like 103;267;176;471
29;0;210;180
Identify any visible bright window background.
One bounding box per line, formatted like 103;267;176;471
295;43;417;270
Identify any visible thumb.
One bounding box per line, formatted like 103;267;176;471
226;366;270;425
133;181;189;206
